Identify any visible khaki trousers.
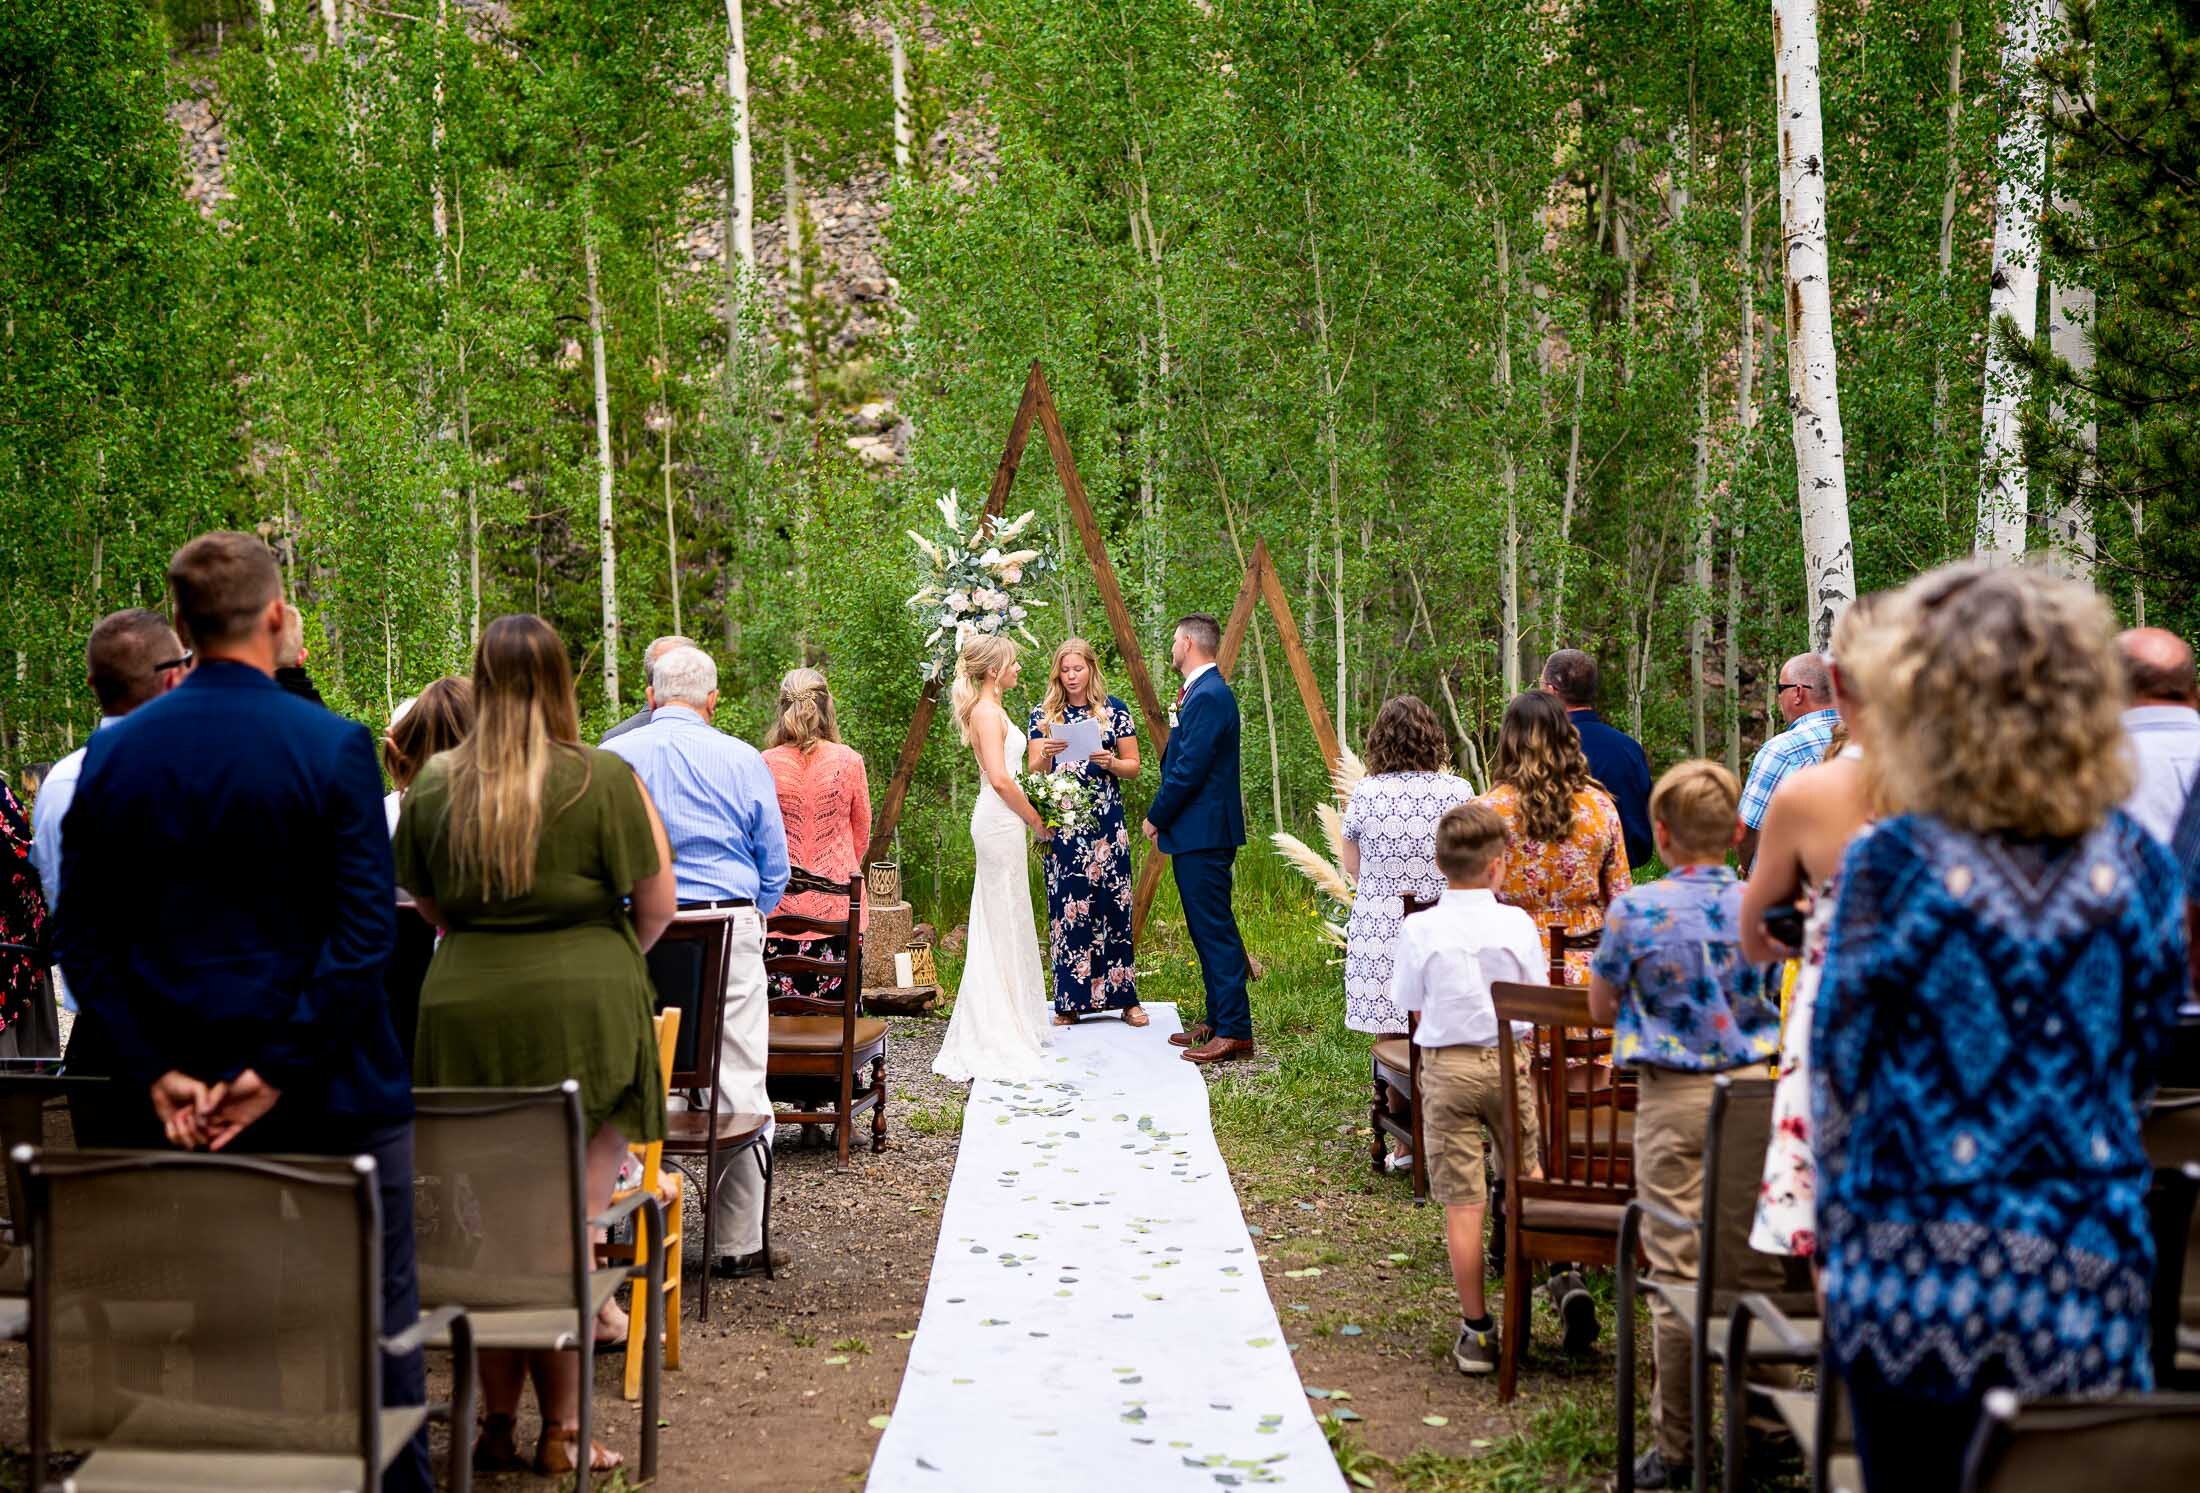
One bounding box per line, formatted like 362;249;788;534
1635;1067;1795;1465
709;907;773;1259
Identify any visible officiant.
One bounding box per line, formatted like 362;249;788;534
1026;638;1147;1027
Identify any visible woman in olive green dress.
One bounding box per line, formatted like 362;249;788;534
395;614;674;1478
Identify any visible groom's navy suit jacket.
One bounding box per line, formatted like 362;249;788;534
1148;666;1245;857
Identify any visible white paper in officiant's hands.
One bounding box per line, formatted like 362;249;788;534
1048;716;1104;768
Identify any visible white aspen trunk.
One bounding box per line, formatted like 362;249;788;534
783;136;803;291
1976;0;2051;561
891;26;913;176
1671;119;1713;758
2130;502;2146;623
1495;212;1521;698
1305;192;1350;741
1552;354;1586;645
2045;3;2096;582
1774;0;1857;651
1132;150;1172;635
722;0;754;375
1933;14;1963;520
585;224;620;711
655;265;683;635
1729;120;1758;779
318;0;339;46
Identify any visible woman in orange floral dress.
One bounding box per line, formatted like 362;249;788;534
1478;691;1630;984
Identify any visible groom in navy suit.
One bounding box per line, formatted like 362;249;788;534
1143;613;1255;1064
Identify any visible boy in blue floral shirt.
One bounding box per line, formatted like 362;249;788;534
1587;760;1784;1489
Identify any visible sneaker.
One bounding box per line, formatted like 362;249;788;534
1547;1268;1598;1353
1630;1448;1690;1489
1451;1320;1499;1375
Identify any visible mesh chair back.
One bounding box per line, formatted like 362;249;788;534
645;912;734;1089
1703;1077;1812;1303
412;1084;588;1313
2148;1092;2200;1329
26;1149;377;1457
1962;1391;2200;1492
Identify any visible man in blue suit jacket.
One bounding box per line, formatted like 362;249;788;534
1143;613;1255;1063
56;532;429;1492
1540;649;1653;870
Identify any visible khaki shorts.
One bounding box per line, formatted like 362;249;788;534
1419;1043;1540;1207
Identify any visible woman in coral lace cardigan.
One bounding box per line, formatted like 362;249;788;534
761;668;871;1001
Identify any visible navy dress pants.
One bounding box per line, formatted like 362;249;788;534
1172;848;1252;1041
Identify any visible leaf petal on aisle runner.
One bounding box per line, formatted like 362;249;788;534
869;1003;1344;1491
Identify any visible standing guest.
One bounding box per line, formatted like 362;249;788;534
1479;691;1630;985
380;677;474;1068
396;615;672;1477
1736;654;1839;871
15;764;53;808
1586;761;1786;1491
0;784;51;1058
29;609;192;912
1147;613;1255;1064
57;532;429;1492
274;603;325;706
1389;801;1547;1377
1477;689;1627;1351
1812;563;2186;1491
1740;593;1901;1262
2117;626;2200;843
1026;638;1145;1026
602;644;789;1279
1340;694;1476;1042
1540;649;1653;870
762;666;871;1001
600;634;696;744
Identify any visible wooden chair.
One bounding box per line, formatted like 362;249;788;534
1959;1389;2200;1492
1614;1076;1819;1493
765;868;884;1167
1492;979;1633;1403
645;910;773;1320
1369;895;1441;1200
602;1008;683;1402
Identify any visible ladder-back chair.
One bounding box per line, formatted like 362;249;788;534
765;868;883;1166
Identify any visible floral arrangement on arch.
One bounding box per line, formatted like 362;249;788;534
906;489;1059;682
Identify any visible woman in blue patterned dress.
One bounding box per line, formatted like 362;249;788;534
1812;564;2188;1491
1026;639;1146;1026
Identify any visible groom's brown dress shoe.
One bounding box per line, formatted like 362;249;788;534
1182;1036;1255;1065
1168;1023;1214;1049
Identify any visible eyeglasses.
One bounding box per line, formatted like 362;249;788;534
151;650;194;675
1777;681;1809;698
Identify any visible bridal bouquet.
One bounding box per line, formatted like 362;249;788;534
1016;767;1100;838
906;489;1058;682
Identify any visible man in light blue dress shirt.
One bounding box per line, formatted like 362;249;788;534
2119;628;2200;844
603;645;789;1274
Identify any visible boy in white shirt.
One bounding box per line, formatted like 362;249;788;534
1390;800;1549;1375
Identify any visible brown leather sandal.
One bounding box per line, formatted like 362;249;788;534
471;1414;527;1473
1052;1013;1075;1027
1123;1006;1151;1028
536;1425;623;1475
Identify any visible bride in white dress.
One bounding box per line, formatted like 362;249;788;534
932;636;1056;1082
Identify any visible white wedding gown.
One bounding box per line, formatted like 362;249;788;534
932;715;1054;1083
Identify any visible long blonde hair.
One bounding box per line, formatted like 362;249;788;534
950;635;1019;745
1875;562;2132;839
1038;637;1110;729
446;615;588;900
766;667;840;752
1492;691;1596;843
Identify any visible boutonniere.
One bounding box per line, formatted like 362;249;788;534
1168;708;1180;730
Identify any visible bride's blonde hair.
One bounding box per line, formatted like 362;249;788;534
950;635;1019;745
1038;637;1110;730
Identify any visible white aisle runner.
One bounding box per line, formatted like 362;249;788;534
870;1004;1344;1493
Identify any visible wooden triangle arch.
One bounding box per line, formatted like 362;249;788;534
867;359;1342;944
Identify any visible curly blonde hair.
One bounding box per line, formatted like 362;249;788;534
1038;637;1111;729
1875;562;2132;839
1492;691;1596;843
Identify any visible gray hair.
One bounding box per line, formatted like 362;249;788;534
1784;652;1833;705
650;645;717;707
642;634;696;685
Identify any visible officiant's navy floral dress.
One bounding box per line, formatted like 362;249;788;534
1028;698;1139;1016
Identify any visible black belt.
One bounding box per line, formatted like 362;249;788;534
679;898;754;911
